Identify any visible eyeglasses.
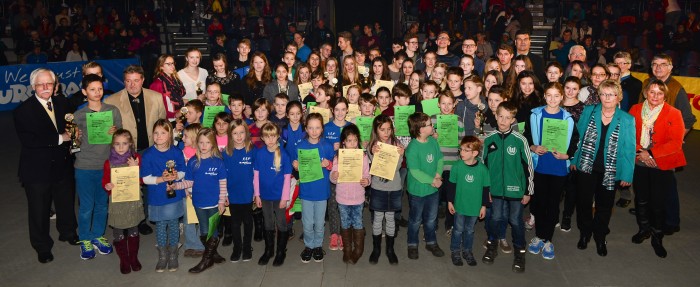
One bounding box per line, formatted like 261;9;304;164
570;53;585;57
34;82;55;88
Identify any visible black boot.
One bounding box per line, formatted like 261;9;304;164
595;238;607;257
272;231;288;266
632;229;652;244
385;235;398;265
253;209;264;242
200;236;225;263
189;237;219;273
369;234;381;264
482;240;498;264
651;232;667;258
258;230;275;265
577;235;590;250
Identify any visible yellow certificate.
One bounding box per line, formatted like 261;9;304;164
185;196;198;224
309;105;331;124
298;82;313;101
347;104;361;122
110;166;141;203
338;149;364;183
342;85;352;96
375;80;394;91
369;142;400;181
223;206;231;216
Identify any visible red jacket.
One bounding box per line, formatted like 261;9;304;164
629;103;686;170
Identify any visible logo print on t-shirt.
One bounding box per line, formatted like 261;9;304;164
426;153;434;163
205;167;218;176
507;146;517;156
465;174;474;183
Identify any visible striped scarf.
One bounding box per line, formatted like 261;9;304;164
578;110;621;190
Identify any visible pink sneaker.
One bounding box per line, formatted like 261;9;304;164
338;235;344;251
329;234;339;250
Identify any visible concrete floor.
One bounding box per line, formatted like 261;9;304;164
0;111;699;287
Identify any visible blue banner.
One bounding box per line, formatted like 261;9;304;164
0;58;139;111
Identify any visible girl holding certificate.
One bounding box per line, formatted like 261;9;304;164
324;97;352;252
168;128;228;273
74;74;121;260
292;113;335;263
330;125;370;264
524;82;577;260
367;115;405;265
103;129;143;274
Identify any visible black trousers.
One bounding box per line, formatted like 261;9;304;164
561;170;578;218
633;166;673;234
533;172;567;242
230;203;253;248
24;179;78;253
576;171;616;241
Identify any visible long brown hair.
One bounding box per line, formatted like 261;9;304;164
245;52;272;88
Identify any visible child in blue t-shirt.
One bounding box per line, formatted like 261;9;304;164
254;123;293;266
222;119;256;262
169;128;228;274
292;113;335;263
324;96;351;251
140;119;186;272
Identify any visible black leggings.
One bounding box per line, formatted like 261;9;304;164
230;203;253;247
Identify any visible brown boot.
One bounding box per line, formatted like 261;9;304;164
189;236;220;273
340;229;353;263
200;235;225;264
351;228;365;264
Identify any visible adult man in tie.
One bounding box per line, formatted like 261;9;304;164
104;65;166;235
14;68;79;263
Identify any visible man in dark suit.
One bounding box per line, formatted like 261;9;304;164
14;68;79;263
514;30;546;83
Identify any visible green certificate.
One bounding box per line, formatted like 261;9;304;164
517;122;526;133
541;118;569;152
355;116;375;143
298;148;324;183
203;106;225;128
221;93;230;106
421;98;440;116
437;114;459;147
86;111;113;144
394;105;415;137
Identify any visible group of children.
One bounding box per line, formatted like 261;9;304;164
75;59;584;275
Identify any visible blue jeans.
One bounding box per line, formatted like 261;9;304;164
489;198;525;249
194;207;219;237
451;213;478;252
75;169;108;240
483;207;507;240
338;204;363;229
407;192;439;246
183;200;204;250
302;199;327;248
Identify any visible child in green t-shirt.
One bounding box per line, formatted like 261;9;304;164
405;112;445;260
448;136;490;266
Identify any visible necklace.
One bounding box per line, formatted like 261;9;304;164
602;109;614;118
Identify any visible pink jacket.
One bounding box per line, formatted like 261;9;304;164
330;153;370;205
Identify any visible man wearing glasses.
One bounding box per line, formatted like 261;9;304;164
404;33;422;67
459;37;485;77
14;68;79;263
435;31;459;67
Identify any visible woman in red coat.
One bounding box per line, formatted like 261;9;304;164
628;78;686;258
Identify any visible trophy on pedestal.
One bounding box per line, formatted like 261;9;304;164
165;160;177;198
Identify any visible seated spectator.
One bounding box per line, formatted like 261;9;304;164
65;42;89;62
25;45;48;64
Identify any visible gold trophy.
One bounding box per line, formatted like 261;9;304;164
165;160;177;198
475;103;487;139
174;107;189;142
64;113;81;153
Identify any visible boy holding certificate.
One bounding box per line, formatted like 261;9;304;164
74;74;122;260
431;92;465;235
523;83;576;261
